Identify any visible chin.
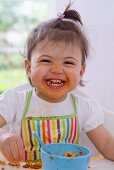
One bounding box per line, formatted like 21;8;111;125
51;96;66;102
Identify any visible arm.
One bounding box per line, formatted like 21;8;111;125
0;115;7;133
87;124;114;161
0;115;6;127
0;115;24;161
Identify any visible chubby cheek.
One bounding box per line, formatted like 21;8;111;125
70;78;79;90
68;72;81;90
30;71;40;86
30;74;39;86
30;69;44;86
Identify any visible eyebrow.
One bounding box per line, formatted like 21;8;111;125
64;57;78;61
38;55;78;62
39;55;53;59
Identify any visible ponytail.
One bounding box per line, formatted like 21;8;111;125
63;2;83;25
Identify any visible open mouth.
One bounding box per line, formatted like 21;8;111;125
46;79;66;88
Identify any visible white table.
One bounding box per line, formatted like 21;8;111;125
90;157;114;170
0;153;114;170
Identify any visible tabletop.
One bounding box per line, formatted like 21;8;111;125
0;152;114;170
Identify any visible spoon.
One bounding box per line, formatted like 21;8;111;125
33;131;52;154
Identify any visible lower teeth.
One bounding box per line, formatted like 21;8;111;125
47;82;63;86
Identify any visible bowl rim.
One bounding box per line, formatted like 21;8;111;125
41;143;91;159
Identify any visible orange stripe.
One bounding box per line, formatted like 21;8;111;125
42;120;46;144
68;118;73;143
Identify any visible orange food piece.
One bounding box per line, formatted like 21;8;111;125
23;162;33;168
23;161;42;169
79;150;84;155
64;151;78;157
31;162;42;169
64;149;84;157
23;164;30;168
1;168;5;170
0;160;6;165
8;160;20;167
0;159;42;169
64;151;73;157
72;153;78;157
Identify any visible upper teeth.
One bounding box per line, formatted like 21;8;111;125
49;80;63;83
47;79;64;86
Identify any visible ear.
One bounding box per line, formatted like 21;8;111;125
24;59;31;77
80;64;86;78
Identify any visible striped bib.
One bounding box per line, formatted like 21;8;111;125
20;90;79;161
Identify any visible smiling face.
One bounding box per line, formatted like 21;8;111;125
25;41;85;102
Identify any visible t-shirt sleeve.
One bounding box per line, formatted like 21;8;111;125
0;90;17;124
82;99;104;133
0;89;25;125
76;95;104;133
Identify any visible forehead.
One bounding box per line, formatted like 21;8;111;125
33;40;82;58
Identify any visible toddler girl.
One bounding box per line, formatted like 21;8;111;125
0;2;114;162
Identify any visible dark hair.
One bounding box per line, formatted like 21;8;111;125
24;2;89;86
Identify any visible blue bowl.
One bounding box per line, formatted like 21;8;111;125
41;143;91;170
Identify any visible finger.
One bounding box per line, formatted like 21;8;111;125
10;142;19;161
0;147;10;161
16;138;24;161
1;145;13;161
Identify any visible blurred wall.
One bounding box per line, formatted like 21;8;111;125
56;0;114;111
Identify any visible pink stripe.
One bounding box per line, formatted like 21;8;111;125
25;150;27;161
47;120;52;143
20;125;26;160
72;117;77;143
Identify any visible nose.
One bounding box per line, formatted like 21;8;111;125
50;63;64;74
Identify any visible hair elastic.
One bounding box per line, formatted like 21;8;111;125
57;12;65;20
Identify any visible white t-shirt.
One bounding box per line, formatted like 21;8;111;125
0;88;104;134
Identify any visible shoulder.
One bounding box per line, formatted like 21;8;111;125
71;90;103;113
0;88;32;124
0;88;28;102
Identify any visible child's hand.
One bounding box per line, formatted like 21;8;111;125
0;132;24;162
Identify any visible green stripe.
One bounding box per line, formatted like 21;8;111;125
32;120;38;150
31;158;41;163
71;93;77;115
22;90;33;120
61;119;66;142
23;113;77;121
76;122;80;143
